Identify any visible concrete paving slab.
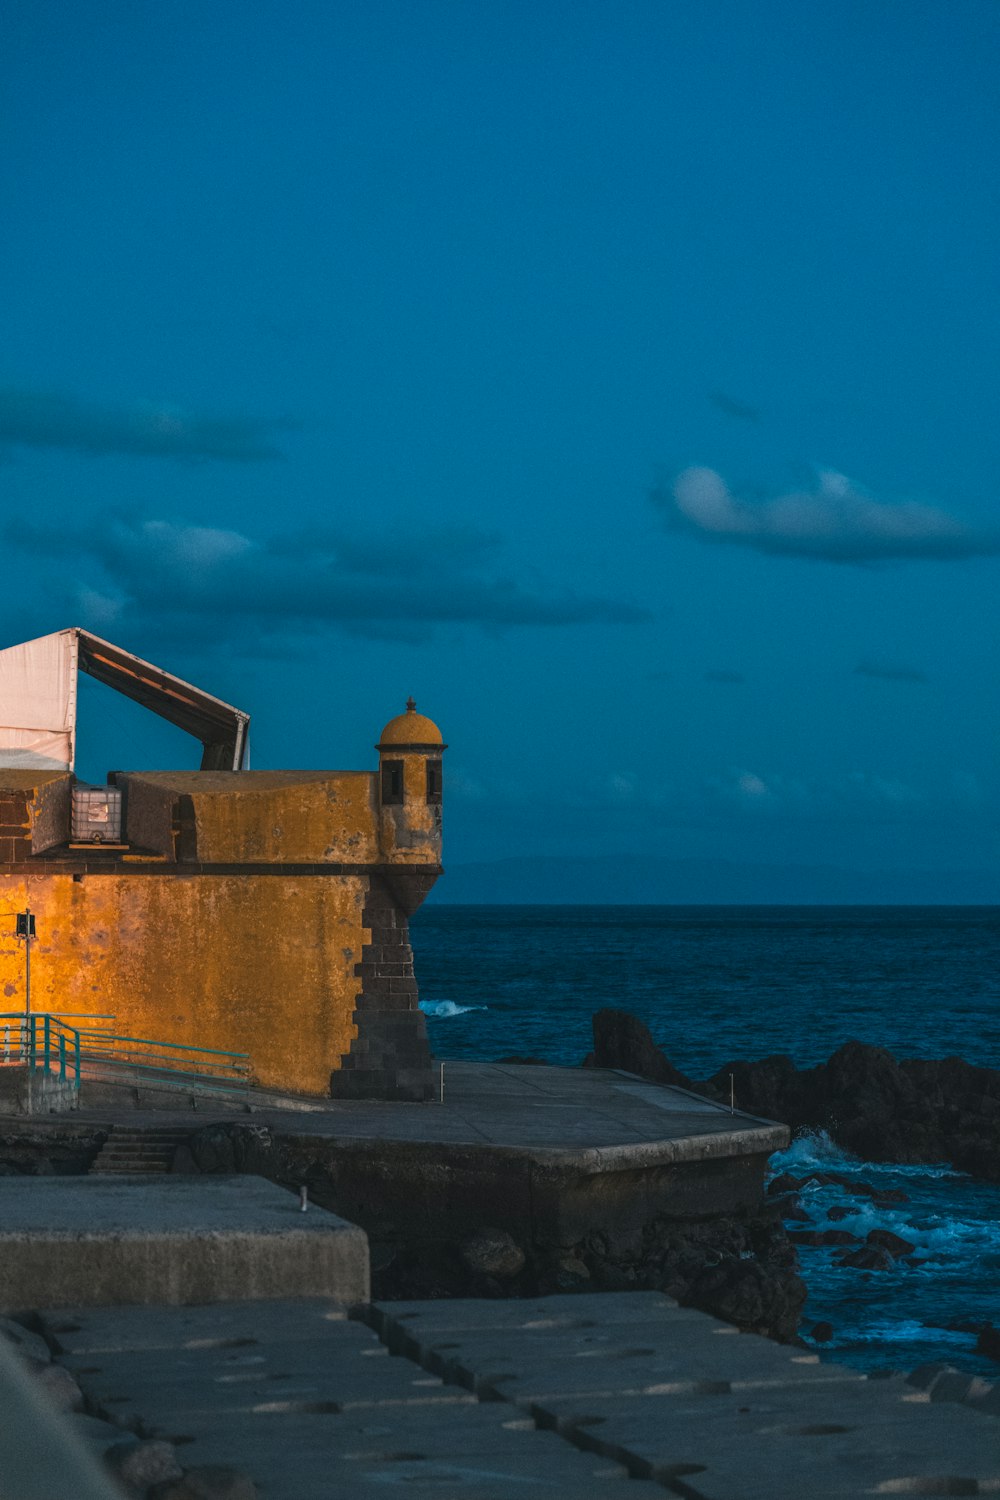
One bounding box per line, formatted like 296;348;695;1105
80;1372;481;1433
32;1066;785;1257
0;1176;369;1309
371;1294;1000;1499
38;1299;666;1500
577;1388;1000;1499
374;1289;684;1340
45;1302;476;1427
45;1298;355;1355
415;1334;868;1404
34;1293;1000;1500
172;1442;644;1500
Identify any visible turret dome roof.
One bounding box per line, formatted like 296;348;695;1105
378;698;444;748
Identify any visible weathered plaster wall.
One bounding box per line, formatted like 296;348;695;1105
124;771;381;864
0;871;367;1095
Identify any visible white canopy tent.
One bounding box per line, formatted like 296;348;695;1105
0;629;249;772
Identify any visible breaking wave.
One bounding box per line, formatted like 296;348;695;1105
419;999;488;1019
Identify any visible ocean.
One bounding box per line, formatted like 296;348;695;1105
410;905;1000;1376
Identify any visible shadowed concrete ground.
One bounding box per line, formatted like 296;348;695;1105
1;1065;799;1330
34;1294;999;1499
62;1063;789;1161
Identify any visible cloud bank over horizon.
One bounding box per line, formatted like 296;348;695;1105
22;512;650;648
653;466;1000;564
0;389;291;461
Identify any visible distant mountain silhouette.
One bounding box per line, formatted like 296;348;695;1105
430;855;1000;906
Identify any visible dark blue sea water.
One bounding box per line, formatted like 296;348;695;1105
410;906;1000;1376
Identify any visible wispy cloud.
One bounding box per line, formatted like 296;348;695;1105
706;765;922;812
708;390;761;422
653;466;1000;563
0;389;290;461
854;659;928;685
34;512;649;646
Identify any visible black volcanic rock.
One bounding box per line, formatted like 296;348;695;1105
976;1325;1000;1362
583;1010;1000;1184
589;1009;692;1088
867;1229;917;1259
837;1244;896;1271
699;1040;1000;1183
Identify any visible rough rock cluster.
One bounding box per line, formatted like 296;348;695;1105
588;1008;1000;1182
0;1314;257;1498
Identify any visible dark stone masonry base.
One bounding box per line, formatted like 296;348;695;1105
328;1066;437;1103
364;1204;805;1343
330;875;436;1102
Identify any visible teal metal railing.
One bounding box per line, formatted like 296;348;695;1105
0;1013;250;1094
0;1012;82;1084
74;1027;250;1089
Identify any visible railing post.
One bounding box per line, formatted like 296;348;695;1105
43;1014;51;1074
3;1024;8;1063
58;1034;66;1081
74;1030;80;1085
27;1017;35;1071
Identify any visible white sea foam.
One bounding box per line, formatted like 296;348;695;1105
813;1319;973;1348
419;1000;488;1018
770;1135;1000;1258
772;1130;853;1170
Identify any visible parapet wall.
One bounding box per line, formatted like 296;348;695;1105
0;760;441;1098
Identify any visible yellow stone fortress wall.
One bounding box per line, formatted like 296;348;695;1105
0;702;445;1099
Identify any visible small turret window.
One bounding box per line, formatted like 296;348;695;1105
382;760;404;805
426;760;442;804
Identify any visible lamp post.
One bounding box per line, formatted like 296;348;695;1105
15;910;35;1056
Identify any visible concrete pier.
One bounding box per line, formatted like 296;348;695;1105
0;1176;369;1310
0;1063;798;1328
180;1062;791;1249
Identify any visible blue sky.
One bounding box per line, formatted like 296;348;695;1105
3;1;998;882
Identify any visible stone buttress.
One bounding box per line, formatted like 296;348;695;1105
330;700;445;1103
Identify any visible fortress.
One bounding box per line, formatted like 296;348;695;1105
0;628;443;1100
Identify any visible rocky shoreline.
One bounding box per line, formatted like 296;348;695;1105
586;1007;1000;1182
585;1008;1000;1365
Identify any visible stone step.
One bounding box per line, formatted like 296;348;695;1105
93;1158;175;1169
100;1138;181;1147
89;1158;172;1170
89;1126;195;1176
92;1145;175;1153
93;1151;176;1164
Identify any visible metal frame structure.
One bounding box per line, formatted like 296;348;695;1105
75;629;249;770
0;628;250;772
